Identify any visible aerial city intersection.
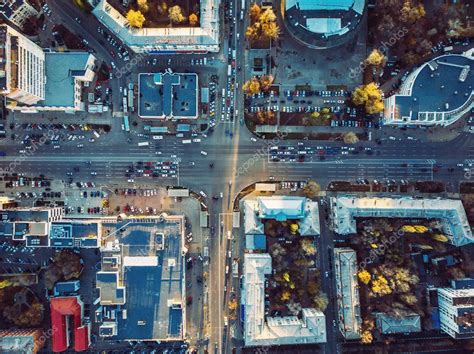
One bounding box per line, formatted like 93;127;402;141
0;0;473;353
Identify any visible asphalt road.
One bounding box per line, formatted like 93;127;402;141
1;2;474;354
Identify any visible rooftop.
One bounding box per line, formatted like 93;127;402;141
138;72;198;119
375;312;421;334
41;52;93;107
331;196;473;246
92;0;220;53
283;0;365;47
97;216;185;340
243;254;326;346
385;52;474;125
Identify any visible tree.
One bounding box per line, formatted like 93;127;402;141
189;13;198;26
281;290;291;301
313;292;328;311
366;49;385;67
262;22;280;40
245;25;258;40
289;223;299;235
400;1;425;24
360;330;373;344
169;5;185;24
137;0;149;13
371;275;392;296
300;239;316;256
127;9;146;28
259;8;276;24
400;293;417;305
249;3;261;22
432;234;449;243
343;132;359;144
358;270;371;285
242;77;261;96
260;75;274;91
303;180;321;198
157;1;168;14
0;280;11;289
351;82;384;114
228;298;238;311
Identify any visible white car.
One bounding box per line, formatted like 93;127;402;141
250;137;257;142
200;151;208;156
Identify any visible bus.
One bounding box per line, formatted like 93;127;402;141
123;115;130;132
122;97;128;112
227;64;232;76
128;89;134;111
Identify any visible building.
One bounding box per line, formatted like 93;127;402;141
0;329;45;354
54;280;81;296
138;71;198;120
334;248;361;339
0;206;103;247
0;24;45;105
0;24;96;112
242;254;326;346
0;0;38;28
438;281;474;339
50;296;91;352
375;312;421;334
92;0;220;54
330;196;473;246
383;51;474;126
282;0;366;49
244;196;320;236
95;215;186;341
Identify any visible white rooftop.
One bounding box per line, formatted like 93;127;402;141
334;248;361;339
93;0;220;53
242;254;326;347
331;197;473;246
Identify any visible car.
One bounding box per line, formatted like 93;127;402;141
90;171;97;176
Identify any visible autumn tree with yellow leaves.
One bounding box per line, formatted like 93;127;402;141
245;4;280;42
370;275;392;296
188;13;198;26
168;5;185;24
365;49;386;67
358;270;371;285
242;77;261;96
127;9;146;28
351;82;384;114
137;0;149;13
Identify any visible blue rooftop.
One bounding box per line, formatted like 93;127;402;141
395;54;473;121
139;72;198;119
41;52;92;107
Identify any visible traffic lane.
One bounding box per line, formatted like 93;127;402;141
47;0;118;66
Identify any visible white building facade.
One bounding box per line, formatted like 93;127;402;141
0;24;45;105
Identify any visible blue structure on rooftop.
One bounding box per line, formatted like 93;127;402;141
138;71;198;120
384;52;474;126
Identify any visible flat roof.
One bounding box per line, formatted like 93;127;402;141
41;53;91;107
394;54;473;122
138;72;198;119
101;217;185;340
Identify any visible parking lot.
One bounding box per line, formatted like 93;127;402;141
0;241;52;274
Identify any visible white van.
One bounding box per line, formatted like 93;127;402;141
182;140;192;144
153;135;163;140
199;190;207;198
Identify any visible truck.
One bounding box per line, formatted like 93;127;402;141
93;131;100;139
241;0;245;10
227;64;232;76
232;49;236;60
182;139;192;144
443;46;453;53
138;142;149;147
